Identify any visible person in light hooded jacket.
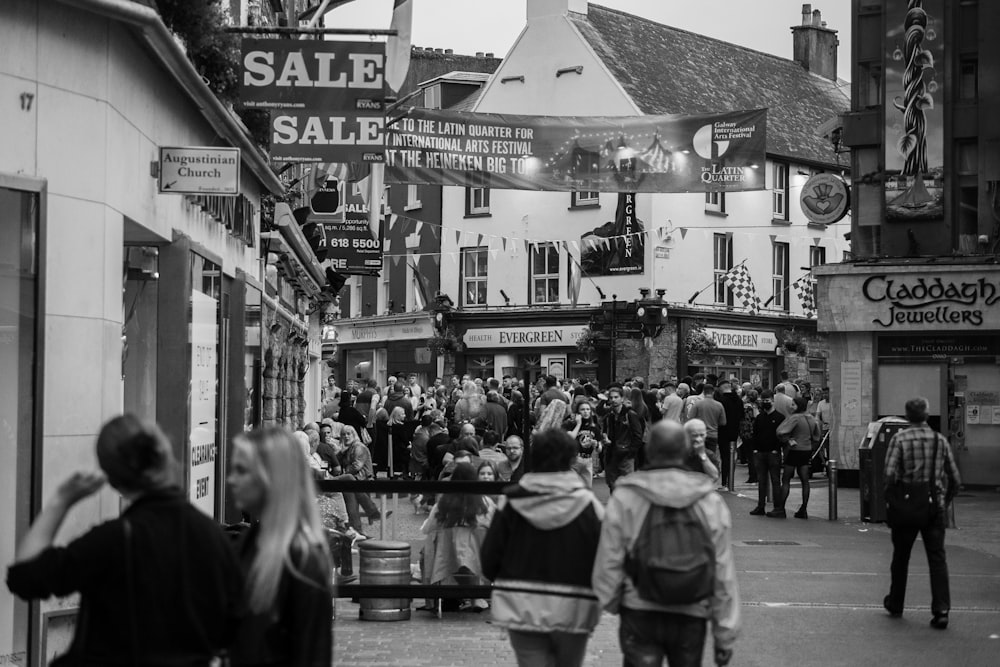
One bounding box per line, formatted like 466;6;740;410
481;428;604;667
592;419;740;667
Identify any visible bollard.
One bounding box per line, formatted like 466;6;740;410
727;443;737;493
827;459;838;521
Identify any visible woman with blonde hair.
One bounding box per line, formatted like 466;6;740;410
455;381;485;423
534;398;571;434
227;427;333;666
6;415;242;664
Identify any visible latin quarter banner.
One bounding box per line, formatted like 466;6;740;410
385;108;767;193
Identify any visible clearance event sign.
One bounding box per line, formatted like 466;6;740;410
386;108;767;193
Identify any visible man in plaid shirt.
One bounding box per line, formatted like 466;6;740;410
883;397;961;630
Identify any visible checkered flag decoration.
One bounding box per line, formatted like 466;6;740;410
723;264;762;315
793;275;817;319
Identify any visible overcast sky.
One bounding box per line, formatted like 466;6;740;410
326;0;853;82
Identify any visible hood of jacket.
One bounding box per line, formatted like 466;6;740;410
506;471;603;529
614;467;716;509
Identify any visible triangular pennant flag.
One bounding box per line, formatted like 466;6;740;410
680;227;688;240
571;240;580;254
455;229;461;246
490;248;499;260
501;237;508;251
476;233;484;247
449;252;458;265
383;239;392;253
414;220;424;237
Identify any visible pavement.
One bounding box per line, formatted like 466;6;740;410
330;465;1000;666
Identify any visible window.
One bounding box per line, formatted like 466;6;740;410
571;191;600;208
705;191;726;214
465;172;490;216
772;162;789;220
461;247;488;306
352;279;362;318
404;184;422;211
772;241;790;311
713;233;734;306
530;242;560;305
959;58;978;102
809;245;827;267
423;84;441;109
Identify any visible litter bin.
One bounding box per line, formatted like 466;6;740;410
859;418;908;522
358;540;411;621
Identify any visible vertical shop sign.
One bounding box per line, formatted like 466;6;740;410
884;0;944;222
580;193;645;276
190;290;219;517
840;361;863;426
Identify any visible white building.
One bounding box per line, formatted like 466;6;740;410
436;0;851;387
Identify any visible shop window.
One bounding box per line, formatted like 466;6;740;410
705;191;726;214
0;181;41;659
530;242;560;305
772;241;790;311
468;355;495;380
772;162;789;221
807;358;827;374
461;247;488;307
713;233;734;306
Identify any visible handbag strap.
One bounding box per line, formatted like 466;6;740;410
122;518;139;666
929;431;938;504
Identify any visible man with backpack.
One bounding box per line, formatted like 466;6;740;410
592;420;740;667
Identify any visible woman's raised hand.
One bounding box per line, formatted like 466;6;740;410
55;472;107;506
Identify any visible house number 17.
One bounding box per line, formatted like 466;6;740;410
20;92;34;111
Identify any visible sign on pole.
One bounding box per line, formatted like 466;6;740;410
240;39;386;109
158;147;240;196
269;110;386;163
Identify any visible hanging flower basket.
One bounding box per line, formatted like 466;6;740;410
685;321;717;358
426;327;462;355
781;328;807;355
576;328;598;354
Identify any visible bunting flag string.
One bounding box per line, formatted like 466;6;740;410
722;263;762;315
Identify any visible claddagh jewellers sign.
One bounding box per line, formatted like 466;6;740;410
862;275;1000;328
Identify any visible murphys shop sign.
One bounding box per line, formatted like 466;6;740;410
862;275;1000;327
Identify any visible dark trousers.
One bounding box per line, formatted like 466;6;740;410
333;474;379;531
619;607;707;667
704;437;722;478
888;519;951;616
718;438;734;486
605;451;635;492
754;451;782;509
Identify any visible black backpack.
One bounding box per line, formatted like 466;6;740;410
624;503;715;605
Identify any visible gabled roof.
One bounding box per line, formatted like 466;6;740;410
419;71;493;87
569;4;849;166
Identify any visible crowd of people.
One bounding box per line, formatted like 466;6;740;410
317;368;832;529
4;377;959;666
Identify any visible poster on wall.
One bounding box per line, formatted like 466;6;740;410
190;290;219;518
386;108;767;193
840;361;863;426
580;193;645;276
320;182;384;275
884;0;944;222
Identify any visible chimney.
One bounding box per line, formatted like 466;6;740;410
791;4;839;81
527;0;588;22
476;52;485;58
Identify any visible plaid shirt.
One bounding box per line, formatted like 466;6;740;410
884;423;961;509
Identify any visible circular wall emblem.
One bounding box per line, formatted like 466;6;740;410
800;173;850;224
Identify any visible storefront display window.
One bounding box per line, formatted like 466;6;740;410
190;255;221;518
244;284;262;431
690;357;773;390
0;182;40;663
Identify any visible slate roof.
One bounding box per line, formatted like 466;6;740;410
397;48;502;101
569;5;849;166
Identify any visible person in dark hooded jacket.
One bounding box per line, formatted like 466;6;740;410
481;428;604;667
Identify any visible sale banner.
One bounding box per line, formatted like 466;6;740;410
385;108;767;193
240;39;386;110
